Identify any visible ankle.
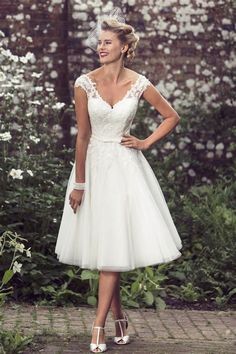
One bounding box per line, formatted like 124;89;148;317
112;311;125;320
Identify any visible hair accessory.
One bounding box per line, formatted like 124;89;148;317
86;7;126;52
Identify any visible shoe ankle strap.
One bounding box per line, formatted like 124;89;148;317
93;326;105;329
115;318;127;322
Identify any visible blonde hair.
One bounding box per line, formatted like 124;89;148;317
100;19;139;62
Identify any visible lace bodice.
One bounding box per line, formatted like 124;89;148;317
74;73;151;142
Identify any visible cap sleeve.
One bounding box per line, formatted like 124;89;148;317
74;74;97;99
134;75;152;99
74;75;88;91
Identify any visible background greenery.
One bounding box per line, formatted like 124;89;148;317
0;30;235;312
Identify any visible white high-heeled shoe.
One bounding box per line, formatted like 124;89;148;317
90;323;107;353
113;313;130;345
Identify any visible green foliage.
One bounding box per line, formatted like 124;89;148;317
120;266;168;309
0;230;33;353
0;230;31;305
0;330;33;354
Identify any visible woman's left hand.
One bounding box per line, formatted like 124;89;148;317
120;134;149;151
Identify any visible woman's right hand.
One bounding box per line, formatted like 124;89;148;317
69;189;84;214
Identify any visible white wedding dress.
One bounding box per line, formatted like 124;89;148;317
55;73;183;271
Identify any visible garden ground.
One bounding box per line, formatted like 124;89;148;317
1;301;235;353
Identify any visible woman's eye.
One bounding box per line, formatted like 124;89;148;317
98;41;111;45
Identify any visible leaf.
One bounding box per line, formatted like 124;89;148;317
1;269;14;285
87;296;97;306
169;271;186;281
131;281;139;295
155;296;166;310
144;291;154;306
145;267;154;278
81;270;98;280
40;285;56;294
227;288;236;300
66;269;74;278
126;299;140;308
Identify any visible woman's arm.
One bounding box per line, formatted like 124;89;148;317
74;85;91;183
121;83;180;151
142;84;180;149
69;85;91;214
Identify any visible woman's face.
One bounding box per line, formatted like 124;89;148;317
97;30;127;63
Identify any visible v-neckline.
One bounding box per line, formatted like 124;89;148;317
85;74;141;110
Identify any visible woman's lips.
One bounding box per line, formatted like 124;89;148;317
100;52;108;57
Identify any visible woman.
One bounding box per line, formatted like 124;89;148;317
55;10;183;353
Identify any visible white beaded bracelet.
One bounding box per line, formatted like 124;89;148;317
73;182;85;190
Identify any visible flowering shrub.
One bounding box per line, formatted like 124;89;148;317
133;88;235;193
0;231;33;354
0;29;72;303
0;230;31;306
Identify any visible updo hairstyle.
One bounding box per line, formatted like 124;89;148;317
100;19;139;62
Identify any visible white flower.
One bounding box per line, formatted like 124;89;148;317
194;142;204;150
29;100;41;105
178;142;186;150
32;72;42;78
15;242;25;253
52;102;65;110
182;162;190;168
50;70;58;79
226;152;232;158
13;261;22;274
70;126;78;136
27;169;33;176
215;142;224;150
9;168;23;179
26;248;31;257
188;169;196;177
164;141;175;150
9;239;17;247
151;148;157;156
15;13;24;21
202;69;212;76
0;71;6;81
216;150;223;158
20;57;28;64
168;170;175;178
0;132;12;141
206;140;215;150
25;52;35;61
206;151;214;158
29;135;40;143
183;136;191;143
186;79;195;88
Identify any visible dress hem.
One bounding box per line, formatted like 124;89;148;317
55;245;183;272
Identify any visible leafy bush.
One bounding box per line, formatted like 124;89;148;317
0;330;33;354
0;230;33;353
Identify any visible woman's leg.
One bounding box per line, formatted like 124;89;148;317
91;270;120;346
110;274;128;339
110;273;123;318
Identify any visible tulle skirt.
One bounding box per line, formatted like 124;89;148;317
55;135;182;271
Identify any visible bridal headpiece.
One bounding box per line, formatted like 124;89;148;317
86;7;126;52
